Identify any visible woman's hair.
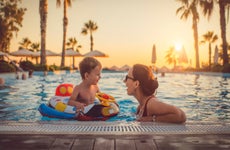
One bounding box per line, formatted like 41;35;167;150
132;64;158;96
79;57;102;79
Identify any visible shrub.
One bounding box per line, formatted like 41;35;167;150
49;64;59;71
0;60;16;73
222;63;230;73
34;64;49;71
60;66;71;70
20;60;35;71
211;64;223;72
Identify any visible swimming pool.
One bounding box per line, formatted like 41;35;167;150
0;71;229;122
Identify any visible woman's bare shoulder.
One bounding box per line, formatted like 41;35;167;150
147;97;175;113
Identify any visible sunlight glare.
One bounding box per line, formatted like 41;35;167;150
174;42;183;51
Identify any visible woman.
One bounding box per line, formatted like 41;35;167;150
124;64;186;123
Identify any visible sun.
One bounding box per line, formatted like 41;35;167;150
174;42;183;51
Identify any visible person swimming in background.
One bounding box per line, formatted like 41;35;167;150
124;64;186;124
22;73;27;80
15;71;27;80
0;77;11;90
0;77;6;90
0;77;5;87
16;72;20;80
28;70;33;78
68;57;102;112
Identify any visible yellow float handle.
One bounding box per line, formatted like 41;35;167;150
95;93;115;105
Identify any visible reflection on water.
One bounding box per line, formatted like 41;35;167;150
0;71;229;122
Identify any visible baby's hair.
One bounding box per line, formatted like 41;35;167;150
79;57;102;79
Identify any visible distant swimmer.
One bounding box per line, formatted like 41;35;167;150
0;77;5;86
0;77;11;90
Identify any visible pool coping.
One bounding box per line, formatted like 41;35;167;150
0;121;230;135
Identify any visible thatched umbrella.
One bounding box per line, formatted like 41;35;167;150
64;49;83;68
33;50;59;64
84;50;108;57
10;48;35;60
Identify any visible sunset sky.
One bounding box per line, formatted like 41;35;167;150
10;0;229;68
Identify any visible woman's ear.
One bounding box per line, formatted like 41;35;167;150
134;80;140;88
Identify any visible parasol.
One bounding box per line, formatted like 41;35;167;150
151;44;156;64
84;50;108;57
33;50;59;57
10;48;35;61
64;49;83;69
213;45;219;65
10;48;35;57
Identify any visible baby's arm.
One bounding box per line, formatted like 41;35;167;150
68;86;86;111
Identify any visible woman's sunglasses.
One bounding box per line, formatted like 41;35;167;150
124;75;135;82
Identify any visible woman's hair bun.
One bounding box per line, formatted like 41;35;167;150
133;64;158;96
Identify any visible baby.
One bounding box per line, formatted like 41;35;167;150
68;57;102;112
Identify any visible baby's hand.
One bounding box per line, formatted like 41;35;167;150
75;102;86;112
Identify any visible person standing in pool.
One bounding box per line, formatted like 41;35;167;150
68;57;102;112
124;64;186;123
0;77;11;90
0;78;5;86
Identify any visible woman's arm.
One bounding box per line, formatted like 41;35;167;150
154;109;186;123
147;100;186;124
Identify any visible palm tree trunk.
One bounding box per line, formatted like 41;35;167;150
39;0;47;66
72;56;75;69
61;0;68;67
209;43;211;70
219;0;229;66
174;59;177;69
192;16;200;69
90;31;93;51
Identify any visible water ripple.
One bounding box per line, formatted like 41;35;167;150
0;72;229;122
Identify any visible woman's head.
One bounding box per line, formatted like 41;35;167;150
125;64;158;96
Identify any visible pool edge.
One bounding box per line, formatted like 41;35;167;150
0;121;229;135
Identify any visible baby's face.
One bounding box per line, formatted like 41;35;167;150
87;65;101;85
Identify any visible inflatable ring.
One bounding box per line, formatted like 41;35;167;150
49;96;76;114
96;92;115;106
39;96;119;120
49;96;94;114
55;83;73;96
38;83;120;121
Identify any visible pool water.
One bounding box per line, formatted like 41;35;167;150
0;71;229;122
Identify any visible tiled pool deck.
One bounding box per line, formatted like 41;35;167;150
0;121;230;149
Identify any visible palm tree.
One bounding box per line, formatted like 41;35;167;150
19;37;32;49
30;42;40;52
0;0;26;53
30;42;40;64
75;44;82;53
66;37;82;68
81;20;98;51
219;0;230;66
165;46;177;69
218;44;230;65
56;0;72;68
39;0;48;65
66;37;82;52
176;0;200;69
200;31;218;70
199;0;229;66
